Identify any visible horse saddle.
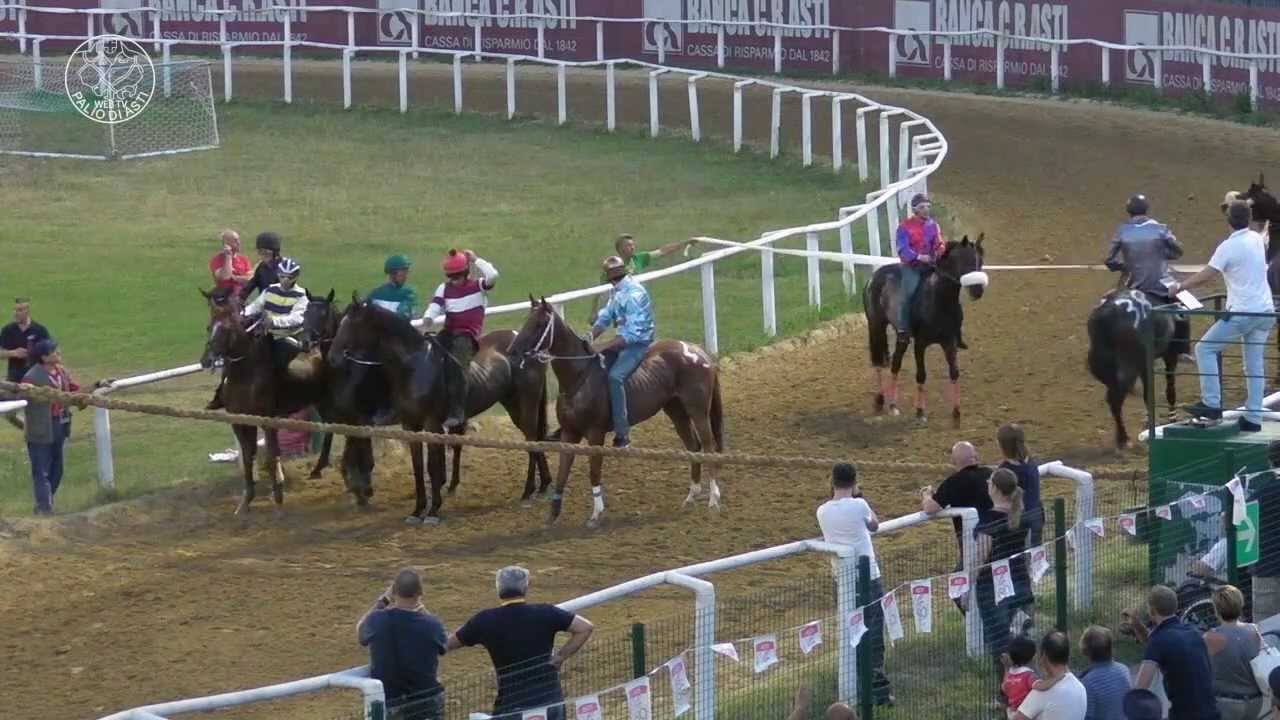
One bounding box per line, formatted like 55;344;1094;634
408;349;441;400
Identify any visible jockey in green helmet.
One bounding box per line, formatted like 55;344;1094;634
368;254;419;319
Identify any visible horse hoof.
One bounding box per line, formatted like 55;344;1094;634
586;516;603;529
404;515;424;526
308;471;323;480
874;394;886;411
709;502;722;513
234;501;250;516
889;406;901;417
446;486;458;497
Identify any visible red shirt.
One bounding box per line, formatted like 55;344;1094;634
1002;667;1036;712
209;251;253;293
427;278;489;339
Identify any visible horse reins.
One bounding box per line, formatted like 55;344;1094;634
523;311;598;365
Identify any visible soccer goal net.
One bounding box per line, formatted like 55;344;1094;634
0;57;219;160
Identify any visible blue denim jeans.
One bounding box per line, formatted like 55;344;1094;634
1194;314;1276;423
607;342;649;439
897;264;923;333
28;419;68;515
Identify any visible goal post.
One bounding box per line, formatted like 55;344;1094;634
0;56;220;160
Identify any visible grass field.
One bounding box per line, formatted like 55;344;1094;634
0;99;877;517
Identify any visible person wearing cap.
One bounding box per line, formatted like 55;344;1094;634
21;339;79;516
1171;200;1276;431
421;249;499;430
587;234;697;325
590;255;655;448
369;255;419;319
239;231;285;303
242;257;309;371
209;228;253;297
1121;689;1163;720
1104;193;1190;361
894;194;962;347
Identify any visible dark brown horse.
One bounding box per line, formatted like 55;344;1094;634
507;298;725;528
327;298;551;524
1086;288;1179;449
863;235;987;424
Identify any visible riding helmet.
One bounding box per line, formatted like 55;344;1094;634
384;254;413;274
1126;194;1150;216
278;257;302;277
442;249;469;276
255;231;282;252
602;255;628;280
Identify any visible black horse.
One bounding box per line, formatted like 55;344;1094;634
863;235;987;424
1086;288;1179;449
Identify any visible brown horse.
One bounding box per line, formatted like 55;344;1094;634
508;298;725;528
327;298;551;524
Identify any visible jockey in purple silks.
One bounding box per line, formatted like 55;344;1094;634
895;194;966;349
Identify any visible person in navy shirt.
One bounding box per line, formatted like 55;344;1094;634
357;568;447;720
997;423;1043;546
448;566;594;720
1131;585;1220;720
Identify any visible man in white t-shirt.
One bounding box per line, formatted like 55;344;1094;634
1171;201;1277;432
1011;631;1087;720
817;463;893;706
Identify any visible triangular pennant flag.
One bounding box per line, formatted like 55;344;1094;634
1156;504;1173;520
666;656;691;717
798;621;823;655
847;609;867;648
711;643;739;662
881;591;905;645
1228;478;1248;525
752;634;779;673
946;572;970;600
1189;494;1207;511
1085;518;1105;538
574;695;603;720
910;580;932;634
1029;546;1050;584
1119;514;1137;536
625;677;652;720
992;559;1015;604
523;708;551;720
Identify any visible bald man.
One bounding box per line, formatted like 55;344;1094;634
921;441;994;567
209;229;253;295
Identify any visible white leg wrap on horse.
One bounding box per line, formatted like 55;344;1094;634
684;482;703;506
592;486;605;516
709;479;722;508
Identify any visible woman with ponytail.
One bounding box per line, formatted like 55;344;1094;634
976;467;1036;708
998;423;1044;546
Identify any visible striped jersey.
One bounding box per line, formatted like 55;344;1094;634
243;282;309;337
423;257;498;339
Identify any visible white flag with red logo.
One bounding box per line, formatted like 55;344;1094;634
1228;478;1247;525
798;621;822;655
1156;504;1172;520
881;591;905;644
711;643;739;662
753;634;779;673
992;559;1015;604
1029;546;1050;583
666;656;691;717
847;609;867;648
625;678;652;720
910;580;932;634
574;695;603;720
1086;518;1105;538
947;572;970;600
523;708;550;720
1119;514;1137;536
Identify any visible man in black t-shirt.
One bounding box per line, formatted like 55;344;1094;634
448;566;594;720
357;568;447;720
1;297;51;430
921;441;994;565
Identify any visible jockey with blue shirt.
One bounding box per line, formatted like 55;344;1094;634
1104;193;1190;358
591;256;655;449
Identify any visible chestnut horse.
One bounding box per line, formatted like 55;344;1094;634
508;298;725;528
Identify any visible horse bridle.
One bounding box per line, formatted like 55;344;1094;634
206;317;262;365
522;310;597;365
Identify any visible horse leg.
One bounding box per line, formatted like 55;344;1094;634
423;440;446;526
585;429;608;529
549;428;582;524
943;344;961;426
888;338;909;416
913;342;929;423
233;424;257;515
308;433;333;480
688;409;722;512
264;429;284;518
1107;384;1131;450
663;402;704;507
406;435;427;524
869;317;890;413
447;444;462;496
509;398;539;503
1164;353;1179;423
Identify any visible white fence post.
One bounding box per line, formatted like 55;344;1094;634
151;5;160;53
283;14;293;104
1251;61;1260;111
855;106;873;182
773;27;782;75
831;96;846;173
17;0;25;54
866;191;883;257
452;54;463;114
806;231;821;306
649;70;666;138
30;39;41;88
878;109;903;193
839;209;856;295
411;13;419;59
557;63;567;126
86;13;93;42
801;92;816;167
606;62;616;131
962;512;984;657
506;58;516;119
898;119;924;206
733;80;751;152
888;31;897;78
398;50;408;113
834;554;858;703
474;24;482;60
537;23;545;59
1051;44;1060;93
342;49;352;109
596;20;604;61
658;30;666;65
346;9;355;50
761;245;777;336
94;406;116;492
700;263;718;355
716;24;725;69
221;45;232;102
770;88;784;159
996;34;1006;89
687;74;704;143
832;30;840;75
943;36;952;82
1201;52;1211;95
665;573;717;720
1154;52;1163;93
1101;45;1110;86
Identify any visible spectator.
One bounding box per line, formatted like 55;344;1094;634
209;229;253;296
976;468;1033;698
921;441;995;569
21;339;78;516
1251;440;1280;622
1078;625;1130;720
1204;585;1264;720
816;463;893;706
239;231;284;303
1;296;51;430
1011;631;1087;720
447;566;594;720
587;234;697;324
1002;635;1039;719
784;688;858;720
1133;584;1221;720
356;568;447;720
1121;689;1163;720
997;423;1044;546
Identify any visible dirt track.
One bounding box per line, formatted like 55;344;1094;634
4;61;1280;719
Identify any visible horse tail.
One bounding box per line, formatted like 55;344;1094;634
709;373;725;453
1087;304;1138;395
865;277;889;367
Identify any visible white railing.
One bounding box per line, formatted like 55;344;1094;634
96;462;1096;720
0;10;949;496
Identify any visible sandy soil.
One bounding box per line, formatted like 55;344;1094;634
3;60;1278;719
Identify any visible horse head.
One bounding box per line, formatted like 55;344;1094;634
200;287;250;369
303;288;339;350
1241;173;1280;224
937;234;988;300
510;296;591;362
328;293;420;370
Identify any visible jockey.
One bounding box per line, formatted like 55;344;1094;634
591;256;655;448
895;194;958;346
239;231;285;303
1104;193;1190;357
421;249;499;430
242;257;309;371
369;254;418;318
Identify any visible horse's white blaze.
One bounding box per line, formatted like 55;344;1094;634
959;271;989;288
